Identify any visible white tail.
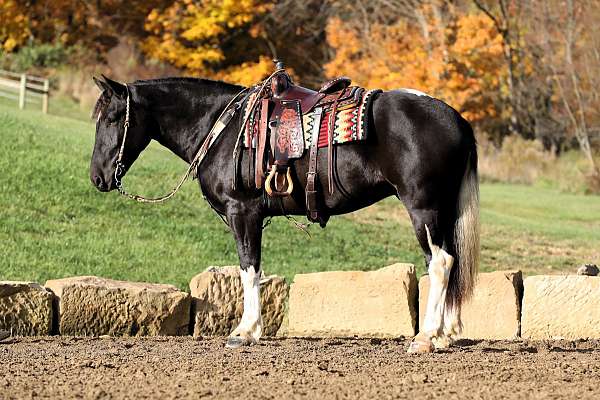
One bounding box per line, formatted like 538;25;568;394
449;154;480;308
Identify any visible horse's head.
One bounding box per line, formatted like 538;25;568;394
90;76;152;192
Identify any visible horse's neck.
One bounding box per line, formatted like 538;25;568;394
142;81;241;163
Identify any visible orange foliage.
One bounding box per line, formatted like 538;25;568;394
324;10;505;124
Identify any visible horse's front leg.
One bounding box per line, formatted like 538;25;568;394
225;209;264;349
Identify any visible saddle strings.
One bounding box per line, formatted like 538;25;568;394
231;68;285;190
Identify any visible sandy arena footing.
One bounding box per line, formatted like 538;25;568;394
1;337;599;399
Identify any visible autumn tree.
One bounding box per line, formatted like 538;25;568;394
324;0;505;135
532;0;600;175
142;0;341;86
472;0;528;136
258;0;334;87
142;0;275;85
0;1;170;58
0;0;30;51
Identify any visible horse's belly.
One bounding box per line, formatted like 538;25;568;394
262;143;394;217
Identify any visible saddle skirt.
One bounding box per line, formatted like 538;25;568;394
238;67;381;223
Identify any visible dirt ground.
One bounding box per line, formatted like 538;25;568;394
1;336;599;399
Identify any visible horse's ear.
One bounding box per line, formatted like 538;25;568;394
93;76;109;92
100;74;127;98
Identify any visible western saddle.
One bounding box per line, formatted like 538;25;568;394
245;60;358;225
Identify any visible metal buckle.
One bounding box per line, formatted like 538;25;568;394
114;161;125;189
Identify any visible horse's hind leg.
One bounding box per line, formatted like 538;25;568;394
225;209;264;349
404;207;455;353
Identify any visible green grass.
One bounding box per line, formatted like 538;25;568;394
0;92;92;121
1;103;598;290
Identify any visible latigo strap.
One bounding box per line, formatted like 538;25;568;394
326;90;344;195
255;98;269;189
306;107;323;224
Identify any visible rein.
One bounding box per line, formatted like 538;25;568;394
113;69;285;204
113;85;248;203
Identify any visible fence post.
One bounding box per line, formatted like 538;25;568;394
42;79;49;114
19;74;26;110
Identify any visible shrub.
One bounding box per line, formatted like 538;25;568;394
585;172;600;194
479;135;600;194
8;42;69;71
479;135;555;185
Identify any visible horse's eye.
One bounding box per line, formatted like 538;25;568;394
105;112;120;125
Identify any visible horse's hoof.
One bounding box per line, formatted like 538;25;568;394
225;336;254;349
0;330;9;342
432;335;453;349
407;338;435;354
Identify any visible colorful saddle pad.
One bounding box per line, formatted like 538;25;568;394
303;88;380;149
243;87;381;153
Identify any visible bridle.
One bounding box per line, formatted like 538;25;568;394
113;85;132;194
112;85;248;203
110;69;285;204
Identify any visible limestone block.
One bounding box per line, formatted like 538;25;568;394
190;267;288;337
522;275;600;340
287;264;418;338
45;276;190;336
0;282;53;335
419;270;523;339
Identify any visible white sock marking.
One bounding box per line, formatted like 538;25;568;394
421;225;454;337
231;267;263;342
443;305;463;338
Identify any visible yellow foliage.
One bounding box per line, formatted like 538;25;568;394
214;56;273;86
0;0;30;51
144;0;273;78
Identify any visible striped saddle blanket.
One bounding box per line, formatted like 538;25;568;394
243;87;381;151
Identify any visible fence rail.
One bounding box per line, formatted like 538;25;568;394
0;69;50;113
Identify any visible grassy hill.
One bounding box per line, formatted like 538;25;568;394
1;103;598;289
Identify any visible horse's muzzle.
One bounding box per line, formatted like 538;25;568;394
91;175;114;192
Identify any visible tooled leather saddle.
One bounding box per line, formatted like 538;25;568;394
242;61;377;225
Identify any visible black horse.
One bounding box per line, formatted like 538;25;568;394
90;76;479;352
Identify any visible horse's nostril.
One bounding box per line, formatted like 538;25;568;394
93;175;105;189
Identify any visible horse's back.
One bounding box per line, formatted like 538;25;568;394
372;89;475;157
369;90;476;195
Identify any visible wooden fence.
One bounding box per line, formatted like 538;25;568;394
0;69;50;114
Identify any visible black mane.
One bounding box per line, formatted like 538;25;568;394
132;76;243;90
92;77;243;120
91;90;111;120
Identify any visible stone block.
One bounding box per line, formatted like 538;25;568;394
190;266;288;337
0;282;53;335
287;264;417;338
418;270;522;339
522;275;600;340
45;276;190;336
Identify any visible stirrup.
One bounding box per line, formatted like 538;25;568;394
265;165;293;197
